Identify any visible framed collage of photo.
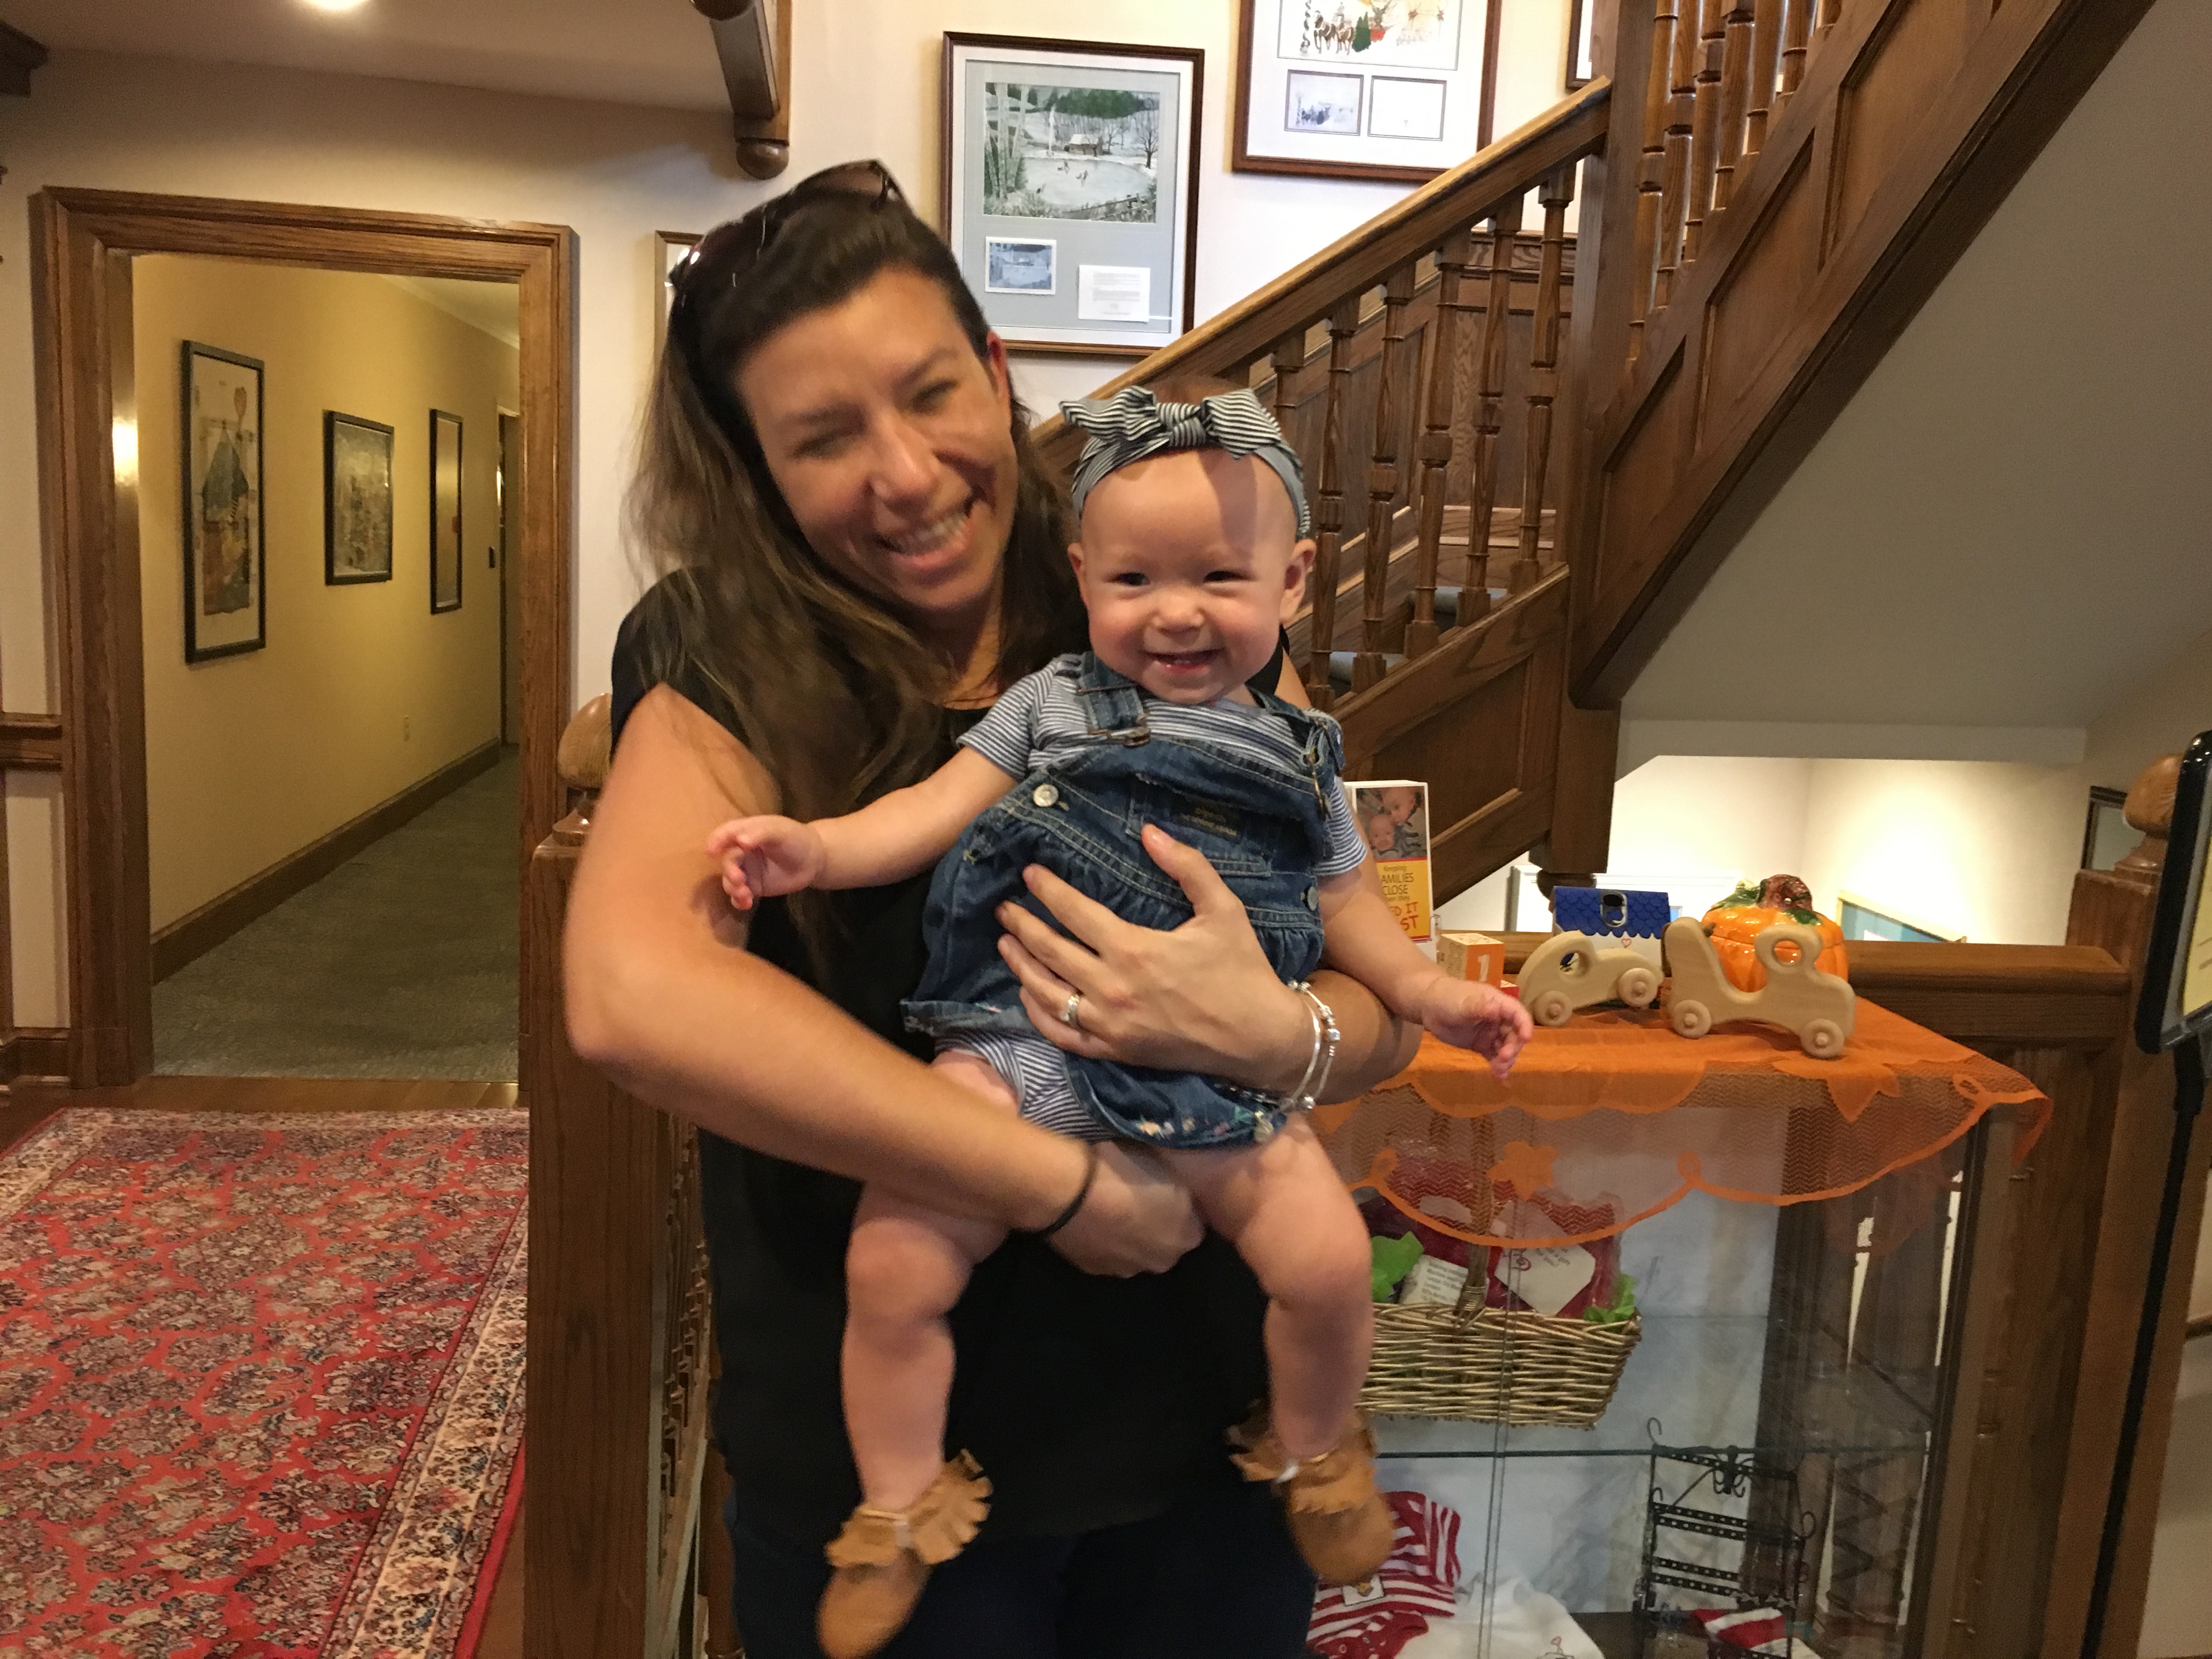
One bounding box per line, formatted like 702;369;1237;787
323;411;394;585
942;33;1201;355
180;341;267;663
1235;0;1499;182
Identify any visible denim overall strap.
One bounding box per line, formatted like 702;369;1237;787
1247;683;1348;796
1073;653;1152;745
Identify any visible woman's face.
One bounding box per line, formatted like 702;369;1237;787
735;268;1019;639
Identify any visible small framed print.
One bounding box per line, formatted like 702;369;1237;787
943;32;1203;353
656;230;702;347
1285;70;1362;134
985;236;1057;295
1236;0;1497;181
1367;75;1447;140
1565;0;1597;89
430;408;464;614
180;341;267;663
324;411;394;585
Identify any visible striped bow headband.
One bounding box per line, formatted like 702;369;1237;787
1060;386;1312;537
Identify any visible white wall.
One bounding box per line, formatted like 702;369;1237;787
1;2;1583;1028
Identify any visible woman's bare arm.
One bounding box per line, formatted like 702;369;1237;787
563;686;1202;1274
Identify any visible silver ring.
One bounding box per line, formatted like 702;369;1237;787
1061;992;1084;1030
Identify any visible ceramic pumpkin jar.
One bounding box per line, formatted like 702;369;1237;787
1701;874;1849;990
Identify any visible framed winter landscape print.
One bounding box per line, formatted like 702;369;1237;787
941;33;1202;354
430;408;464;614
180;341;266;663
323;411;394;585
1235;0;1498;181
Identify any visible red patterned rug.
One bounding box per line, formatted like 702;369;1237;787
0;1109;528;1657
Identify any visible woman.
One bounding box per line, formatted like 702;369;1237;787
564;162;1420;1658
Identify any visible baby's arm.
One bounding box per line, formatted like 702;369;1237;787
710;748;1016;909
1319;871;1532;1077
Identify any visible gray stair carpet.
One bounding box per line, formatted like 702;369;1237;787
153;753;520;1080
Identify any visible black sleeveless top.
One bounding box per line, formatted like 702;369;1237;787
609;585;1277;1548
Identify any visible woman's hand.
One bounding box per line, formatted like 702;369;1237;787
1046;1143;1206;1276
995;823;1313;1093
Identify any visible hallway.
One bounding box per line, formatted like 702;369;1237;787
152;752;520;1080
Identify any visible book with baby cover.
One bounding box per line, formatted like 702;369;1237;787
1345;780;1434;960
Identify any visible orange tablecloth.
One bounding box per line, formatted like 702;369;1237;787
1314;1001;2048;1249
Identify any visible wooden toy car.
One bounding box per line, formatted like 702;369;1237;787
1516;931;1663;1028
1662;916;1855;1058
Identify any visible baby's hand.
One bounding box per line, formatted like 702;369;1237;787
705;816;827;911
1420;978;1534;1080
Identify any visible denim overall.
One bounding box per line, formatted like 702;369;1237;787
903;654;1346;1149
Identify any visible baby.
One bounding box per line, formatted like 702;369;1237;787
709;386;1531;1658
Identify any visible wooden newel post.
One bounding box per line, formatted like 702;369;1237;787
526;698;717;1659
2046;751;2209;1659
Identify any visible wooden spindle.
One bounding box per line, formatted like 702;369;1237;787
1305;298;1359;707
1776;0;1810;114
1407;230;1474;657
1353;268;1415;696
1269;324;1305;469
1463;196;1523;608
1681;0;1726;267
1816;0;1841;32
1652;0;1700;314
1744;0;1782;155
1511;167;1575;594
1712;1;1756;213
1629;0;1680;362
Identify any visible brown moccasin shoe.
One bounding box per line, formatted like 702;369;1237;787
817;1453;991;1659
1229;1408;1395;1585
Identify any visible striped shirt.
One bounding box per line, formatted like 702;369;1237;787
960;656;1368;879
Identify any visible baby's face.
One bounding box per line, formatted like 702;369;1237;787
1362;814;1397;855
1070;449;1313;704
1379;787;1419;824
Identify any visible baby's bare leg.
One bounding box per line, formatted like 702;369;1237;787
844;1049;1016;1511
1164;1119;1374;1459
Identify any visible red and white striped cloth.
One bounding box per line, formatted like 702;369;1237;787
1688;1607;1793;1654
1307;1491;1463;1659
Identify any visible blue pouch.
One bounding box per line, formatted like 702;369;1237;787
1553;887;1671;960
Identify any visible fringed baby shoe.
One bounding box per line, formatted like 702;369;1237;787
817;1453;991;1659
1229;1406;1395;1585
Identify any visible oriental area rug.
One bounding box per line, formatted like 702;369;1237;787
0;1109;527;1658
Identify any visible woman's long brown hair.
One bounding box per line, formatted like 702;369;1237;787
628;187;1083;962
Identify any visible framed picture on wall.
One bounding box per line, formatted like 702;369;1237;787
180;340;267;663
430;408;464;614
656;229;701;349
941;33;1203;355
323;411;394;585
1837;891;1967;944
1565;0;1597;89
1234;0;1499;182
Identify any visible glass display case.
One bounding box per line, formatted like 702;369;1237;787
1319;1002;2047;1658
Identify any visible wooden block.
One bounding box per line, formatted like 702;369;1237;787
1439;930;1507;985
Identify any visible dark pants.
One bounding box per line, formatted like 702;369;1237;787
725;1479;1317;1659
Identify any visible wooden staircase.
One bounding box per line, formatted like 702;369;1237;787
1022;0;2154;907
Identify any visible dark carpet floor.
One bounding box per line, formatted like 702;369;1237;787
152;753;520;1080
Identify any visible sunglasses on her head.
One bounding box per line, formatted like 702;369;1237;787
667;159;906;346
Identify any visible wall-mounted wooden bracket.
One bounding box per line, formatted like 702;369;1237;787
1;21;48;97
693;0;790;180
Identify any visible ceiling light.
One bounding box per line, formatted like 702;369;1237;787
301;0;373;13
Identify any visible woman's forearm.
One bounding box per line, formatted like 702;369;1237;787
565;686;1089;1232
567;921;1088;1231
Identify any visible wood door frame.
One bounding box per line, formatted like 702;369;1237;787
30;188;575;1086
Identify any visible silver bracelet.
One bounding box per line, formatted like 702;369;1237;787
1280;980;1341;1113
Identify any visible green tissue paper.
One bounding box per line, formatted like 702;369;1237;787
1370;1233;1424;1301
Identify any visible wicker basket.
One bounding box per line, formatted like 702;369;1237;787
1361;1303;1643;1426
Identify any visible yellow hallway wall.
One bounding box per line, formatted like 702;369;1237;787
134;256;516;935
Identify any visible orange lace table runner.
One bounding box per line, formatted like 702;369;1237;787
1313;1001;2049;1248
